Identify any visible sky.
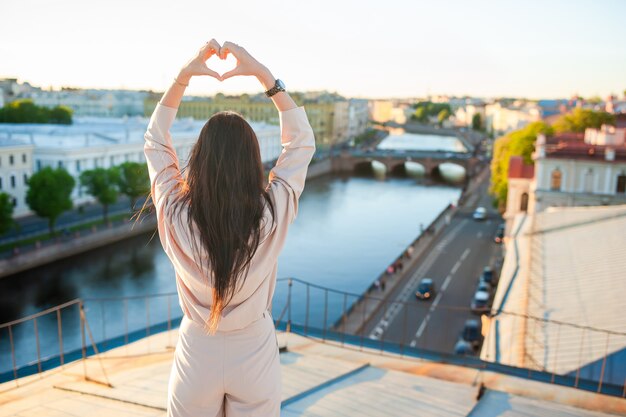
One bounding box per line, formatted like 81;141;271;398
1;0;625;99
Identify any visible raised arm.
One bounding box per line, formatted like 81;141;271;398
144;40;222;214
219;42;316;222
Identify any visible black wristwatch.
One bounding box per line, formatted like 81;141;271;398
265;79;286;97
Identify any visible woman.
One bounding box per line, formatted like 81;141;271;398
143;39;315;417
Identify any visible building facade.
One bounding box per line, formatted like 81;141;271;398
0;116;280;209
0;138;35;217
145;93;352;149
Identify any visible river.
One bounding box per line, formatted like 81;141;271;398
0;173;461;376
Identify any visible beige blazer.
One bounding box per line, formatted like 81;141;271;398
144;103;315;333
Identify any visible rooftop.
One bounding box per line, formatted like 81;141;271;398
483;204;626;387
0;115;278;151
507;156;535;179
1;323;624;416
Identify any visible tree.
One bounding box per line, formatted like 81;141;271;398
489;122;553;212
472;113;482;131
80;167;121;223
0;192;15;235
437;109;450;125
553;108;615;133
117;162;150;210
26;167;75;235
48;105;73;124
0;99;73;124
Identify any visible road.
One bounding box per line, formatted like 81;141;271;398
362;175;502;355
0;196;147;245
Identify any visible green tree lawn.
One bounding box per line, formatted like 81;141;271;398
26;167;75;235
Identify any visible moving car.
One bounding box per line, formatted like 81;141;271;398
415;278;435;300
473;207;487;221
470;290;490;314
494;223;505;243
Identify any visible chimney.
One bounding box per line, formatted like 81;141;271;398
534;134;546;159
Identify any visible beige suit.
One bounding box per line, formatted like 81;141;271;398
144;102;315;416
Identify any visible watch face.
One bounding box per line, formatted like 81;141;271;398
276;79;285;90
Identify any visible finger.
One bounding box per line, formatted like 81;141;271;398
201;65;222;80
220;67;241;80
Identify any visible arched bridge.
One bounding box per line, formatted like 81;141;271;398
331;149;479;183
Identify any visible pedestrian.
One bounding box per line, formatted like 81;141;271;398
381;279;386;292
374;279;381;291
406;245;414;258
386;265;395;275
143;40;315;417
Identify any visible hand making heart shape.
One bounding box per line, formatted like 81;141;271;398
178;39;268;83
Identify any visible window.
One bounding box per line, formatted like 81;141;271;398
12;197;17;207
22;153;27;163
617;174;626;194
36;159;42;171
520;193;529;212
76;160;81;172
110;155;115;166
10;175;15;188
9;155;14;165
0;177;2;190
23;173;28;185
58;160;63;168
550;168;562;191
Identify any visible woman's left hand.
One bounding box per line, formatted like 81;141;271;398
178;39;222;83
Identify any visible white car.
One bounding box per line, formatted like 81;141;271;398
473;207;487;221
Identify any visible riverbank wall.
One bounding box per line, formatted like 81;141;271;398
0;217;157;279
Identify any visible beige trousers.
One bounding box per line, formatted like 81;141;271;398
167;310;281;416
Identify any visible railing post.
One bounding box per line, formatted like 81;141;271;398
575;328;586;388
8;325;17;382
401;301;408;356
167;295;172;348
360;296;367;351
304;283;309;335
56;309;65;367
597;333;610;393
341;293;347;347
79;301;87;377
33;317;42;376
323;289;328;341
551;323;561;384
287;278;292;333
100;301;106;350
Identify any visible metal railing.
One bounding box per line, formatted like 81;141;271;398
1;278;624;399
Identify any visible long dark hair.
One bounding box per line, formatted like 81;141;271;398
171;111;275;334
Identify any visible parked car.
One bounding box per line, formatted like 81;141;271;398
470;290;490;314
477;280;491;294
473;207;487;221
454;339;475;355
461;319;482;348
415;278;435;300
494;224;505;243
481;266;495;285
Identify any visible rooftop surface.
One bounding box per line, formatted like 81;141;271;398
482;205;626;387
0;115;278;150
1;325;624;416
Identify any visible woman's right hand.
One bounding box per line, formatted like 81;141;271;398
219;42;274;89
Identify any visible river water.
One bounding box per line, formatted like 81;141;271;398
0;173;460;375
378;128;467;153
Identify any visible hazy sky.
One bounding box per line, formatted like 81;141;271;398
1;0;625;99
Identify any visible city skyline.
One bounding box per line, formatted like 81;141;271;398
1;0;625;100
